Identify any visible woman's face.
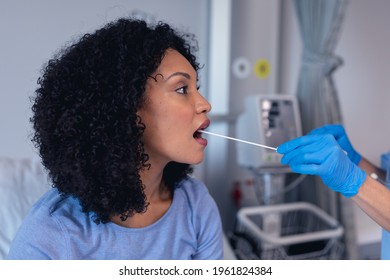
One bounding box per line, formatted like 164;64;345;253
137;49;212;167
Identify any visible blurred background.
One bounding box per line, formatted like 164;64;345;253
1;0;390;259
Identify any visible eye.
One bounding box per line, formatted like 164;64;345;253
176;86;188;95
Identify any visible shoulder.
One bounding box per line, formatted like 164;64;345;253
29;188;82;218
175;177;223;260
174;176;220;222
7;189;84;259
176;177;209;197
175;177;217;213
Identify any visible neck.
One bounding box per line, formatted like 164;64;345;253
139;161;170;202
110;162;172;228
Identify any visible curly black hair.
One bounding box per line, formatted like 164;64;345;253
31;18;199;224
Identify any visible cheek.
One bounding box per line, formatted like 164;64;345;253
171;114;193;138
141;101;194;144
164;105;192;126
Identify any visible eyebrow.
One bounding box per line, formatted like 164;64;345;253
166;72;192;81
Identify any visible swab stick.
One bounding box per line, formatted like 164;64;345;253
199;130;277;151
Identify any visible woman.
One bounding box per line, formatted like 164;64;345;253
7;18;223;260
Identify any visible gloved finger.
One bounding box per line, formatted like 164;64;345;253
309;124;344;140
280;135;336;164
321;124;346;141
277;135;321;154
288;144;345;177
318;145;345;175
289;163;321;175
308;125;331;135
281;141;331;165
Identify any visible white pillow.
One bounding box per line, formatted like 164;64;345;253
0;158;51;259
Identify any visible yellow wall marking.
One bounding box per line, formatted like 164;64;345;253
254;59;270;79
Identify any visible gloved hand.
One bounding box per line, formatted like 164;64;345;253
277;134;366;197
309;124;361;165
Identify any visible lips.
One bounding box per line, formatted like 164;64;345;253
193;119;210;146
193;119;210;138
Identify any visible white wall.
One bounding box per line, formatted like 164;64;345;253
337;0;390;165
0;0;209;160
336;0;390;251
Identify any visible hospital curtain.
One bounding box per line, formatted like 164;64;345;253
294;0;347;132
294;0;358;259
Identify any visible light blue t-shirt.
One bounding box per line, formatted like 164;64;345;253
380;151;390;260
7;177;223;260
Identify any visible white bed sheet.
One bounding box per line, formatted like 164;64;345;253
0;158;51;259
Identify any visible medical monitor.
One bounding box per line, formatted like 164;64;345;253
236;94;302;169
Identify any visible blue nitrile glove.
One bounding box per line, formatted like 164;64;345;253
309;124;361;165
277;134;366;197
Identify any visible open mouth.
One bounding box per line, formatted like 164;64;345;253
193;120;210;139
193;130;202;139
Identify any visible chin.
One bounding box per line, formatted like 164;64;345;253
193;155;205;165
186;154;204;165
192;159;203;165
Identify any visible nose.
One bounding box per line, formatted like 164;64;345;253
196;91;212;114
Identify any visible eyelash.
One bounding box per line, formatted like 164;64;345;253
176;84;201;95
176;86;188;95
